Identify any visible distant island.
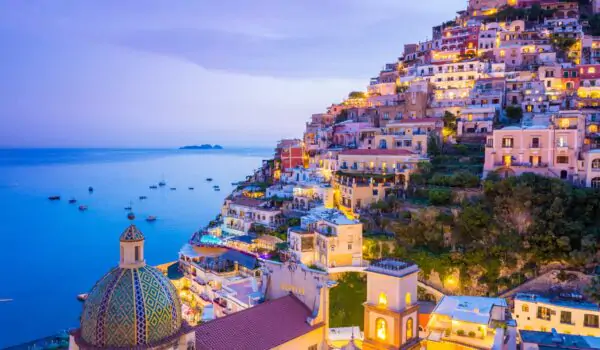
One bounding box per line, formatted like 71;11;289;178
179;144;223;150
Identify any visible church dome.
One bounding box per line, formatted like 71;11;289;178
79;226;182;348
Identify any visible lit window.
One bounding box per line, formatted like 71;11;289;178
522;304;529;312
590;125;598;133
378;293;388;307
559;119;570;128
406;318;414;340
589;67;597;74
500;50;506;58
376;318;388;341
405;292;412;306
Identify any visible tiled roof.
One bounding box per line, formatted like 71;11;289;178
195;294;321;350
119;225;144;242
339;149;413;156
230;197;265;208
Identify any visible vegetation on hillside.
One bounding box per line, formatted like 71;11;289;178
329;273;367;328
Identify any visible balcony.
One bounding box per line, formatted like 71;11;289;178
530;143;542;149
494;162;548;168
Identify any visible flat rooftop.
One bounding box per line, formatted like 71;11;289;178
432;296;507;325
366;258;418;277
515;293;599;312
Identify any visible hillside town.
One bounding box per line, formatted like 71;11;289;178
56;1;600;350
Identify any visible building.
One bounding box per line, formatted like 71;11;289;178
221;197;284;236
276;139;307;171
287;207;363;270
362;259;419;350
425;295;514;349
69;225;196;349
594;0;600;14
520;329;600;350
513;293;600;336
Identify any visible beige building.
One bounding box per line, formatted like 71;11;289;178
287;207;363;270
221;198;284;236
514;293;600;336
362;259;419;350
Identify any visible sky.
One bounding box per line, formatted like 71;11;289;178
0;0;465;148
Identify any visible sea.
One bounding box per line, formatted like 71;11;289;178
0;148;272;348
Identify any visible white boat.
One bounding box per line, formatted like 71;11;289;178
146;216;157;222
77;294;88;302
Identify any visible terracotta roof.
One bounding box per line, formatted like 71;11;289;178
339;149;413;156
195;294;322;350
230;197;264;208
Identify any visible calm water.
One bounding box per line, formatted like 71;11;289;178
0;148;271;348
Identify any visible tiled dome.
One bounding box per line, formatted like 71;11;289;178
120;225;145;242
80;265;182;347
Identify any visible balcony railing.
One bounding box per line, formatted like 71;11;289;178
494;162;549;168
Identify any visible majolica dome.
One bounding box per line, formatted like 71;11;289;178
80;226;182;347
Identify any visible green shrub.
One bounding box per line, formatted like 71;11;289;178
457;330;465;336
468;331;476;338
429;188;452;205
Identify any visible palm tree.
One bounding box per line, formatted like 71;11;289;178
585;276;600;305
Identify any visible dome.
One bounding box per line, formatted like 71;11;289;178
120;225;145;242
80;265;182;347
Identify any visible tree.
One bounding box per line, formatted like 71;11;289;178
505;106;523;122
348;91;367;99
443;111;458;131
429;188;452;205
335;109;349;124
396;84;408;94
585;276;600;305
427;134;442;156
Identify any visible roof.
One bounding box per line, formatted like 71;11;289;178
220;250;259;270
432;296;507;325
194;294;322;350
520;330;600;349
120;225;144;242
515;293;599;312
339;149;413;156
230;197;264;208
390;117;442;124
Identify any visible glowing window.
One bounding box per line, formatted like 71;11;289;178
559;119;570;129
522;304;529;312
589;67;597;74
500;50;506;58
468;114;473;121
590;125;599;133
376;318;387;341
406;318;414;340
405;292;412;306
592;159;600;169
379;293;388;307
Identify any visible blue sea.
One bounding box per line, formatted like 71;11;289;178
0;148;271;348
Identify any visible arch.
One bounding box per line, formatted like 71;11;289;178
592;177;600;189
376;318;388;341
406;317;414;340
593;159;600;169
560;170;568;179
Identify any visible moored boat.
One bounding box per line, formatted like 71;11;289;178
48;196;60;201
88;186;94;192
78;205;88;211
146;215;157;222
77;293;88;302
206;178;213;182
139;195;147;200
188;187;194;190
68;198;77;204
170;187;177;191
149;185;158;189
127;212;135;220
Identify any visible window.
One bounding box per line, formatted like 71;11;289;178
384;112;389;120
502;137;514;148
559;119;570;129
557;156;569;164
406;318;414;340
308;345;318;350
557;136;567;147
379;293;388;307
120;246;124;263
135;246;140;261
373;189;379;196
376;318;388;341
531;137;540;148
348;243;353;250
405;292;412;306
589;67;597;74
537;307;551;321
585;314;599;328
593;159;600;169
592;178;600;189
522;304;529;312
561;311;572;324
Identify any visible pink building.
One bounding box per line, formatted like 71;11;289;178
331;122;371;148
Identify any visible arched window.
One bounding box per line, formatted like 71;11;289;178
376;318;387;341
592;159;600;169
592;178;600;189
378;293;388;307
522;304;529;312
379;139;388;149
405;292;412;307
135;246;140;261
406;318;414;340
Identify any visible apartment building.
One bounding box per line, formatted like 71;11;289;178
221;198;284;236
514;293;600;336
287;207;363;269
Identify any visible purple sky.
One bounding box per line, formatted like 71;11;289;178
0;0;465;148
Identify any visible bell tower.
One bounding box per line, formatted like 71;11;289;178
363;259;419;349
119;225;146;269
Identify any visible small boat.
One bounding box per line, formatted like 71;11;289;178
188;187;194;190
159;174;166;187
48;196;60;201
88;186;94;192
139;196;147;200
214;187;221;191
206;178;213;182
213;185;219;189
149;185;158;189
127;212;136;220
170;187;177;191
68;198;77;204
124;206;132;211
78;205;88;211
146;215;157;222
77;293;88;302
